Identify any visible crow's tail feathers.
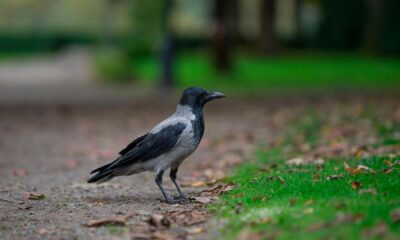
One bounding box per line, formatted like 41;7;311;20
87;169;116;184
88;157;121;183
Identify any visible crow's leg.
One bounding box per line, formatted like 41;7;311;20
170;167;187;201
155;170;182;204
155;170;170;202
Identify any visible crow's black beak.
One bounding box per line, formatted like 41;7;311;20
205;91;225;101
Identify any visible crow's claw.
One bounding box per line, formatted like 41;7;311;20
172;195;188;201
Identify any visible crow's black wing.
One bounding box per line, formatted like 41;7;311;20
90;133;148;174
105;122;187;170
119;133;148;155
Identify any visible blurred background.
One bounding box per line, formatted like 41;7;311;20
0;0;399;99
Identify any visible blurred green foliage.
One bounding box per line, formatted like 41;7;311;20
0;33;96;53
133;51;400;92
93;48;132;83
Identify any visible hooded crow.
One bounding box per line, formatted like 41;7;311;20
88;87;225;204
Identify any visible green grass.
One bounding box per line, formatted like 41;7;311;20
133;52;400;93
211;109;400;240
213;152;400;239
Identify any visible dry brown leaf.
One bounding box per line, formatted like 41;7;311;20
184;218;206;226
382;168;393;174
85;212;135;227
362;223;388;238
167;209;207;227
354;147;369;158
390;208;400;223
326;174;345;180
258;217;271;224
181;181;207;187
304;200;314;206
151;231;185;239
334;213;364;224
23;192;45;204
304;208;314;214
351;181;361;189
192;196;216;204
13;169;28;176
384;160;393;167
277;176;285;185
200;183;234;196
286;158;305;165
344;162;374;174
186;227;204;235
359;188;377;195
38;228;49;235
344;162;358;174
148;214;171;228
237;229;262;240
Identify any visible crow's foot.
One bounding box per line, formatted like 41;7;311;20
160;196;189;205
172;194;188;201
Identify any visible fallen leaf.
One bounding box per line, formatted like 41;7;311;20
354;147;369;158
344;163;374;174
38;228;48;235
148;214;171;228
258;217;271;224
326;174;345;180
304;200;314;206
192;196;216;204
382;168;393;174
334;213;363;224
85;212;135;227
351;181;361;189
304;208;314;214
151;231;185;239
186;227;204;235
13;169;28;176
200;183;234;196
237;229;262;240
181;181;207;187
384;160;393;167
0;198;13;204
23;192;45;204
277;176;285;185
167;209;207;227
359;188;377;195
390;208;400;223
314;158;325;165
286;158;305;165
362;222;388;238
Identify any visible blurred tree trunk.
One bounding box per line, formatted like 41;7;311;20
160;0;174;88
260;0;277;54
362;0;382;54
212;0;233;72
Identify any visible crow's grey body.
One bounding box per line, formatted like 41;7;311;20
126;105;201;175
88;87;224;203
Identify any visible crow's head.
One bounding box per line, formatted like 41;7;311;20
179;87;225;108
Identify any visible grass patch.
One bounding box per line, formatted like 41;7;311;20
213;152;400;239
212;110;400;239
133;51;400;93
